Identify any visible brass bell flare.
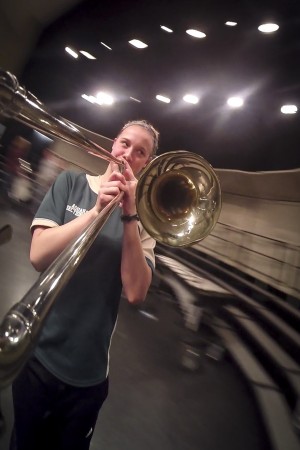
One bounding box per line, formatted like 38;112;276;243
136;150;222;247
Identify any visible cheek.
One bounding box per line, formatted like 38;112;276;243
134;159;148;173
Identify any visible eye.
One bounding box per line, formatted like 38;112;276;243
121;139;129;147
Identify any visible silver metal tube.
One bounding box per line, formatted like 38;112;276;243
0;68;125;388
0;69;121;166
0;194;122;388
0;68;221;388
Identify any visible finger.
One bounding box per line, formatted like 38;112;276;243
123;160;136;181
110;162;119;173
108;172;127;184
101;182;129;196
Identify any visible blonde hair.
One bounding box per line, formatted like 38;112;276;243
119;120;159;155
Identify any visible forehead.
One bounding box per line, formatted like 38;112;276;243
118;125;154;152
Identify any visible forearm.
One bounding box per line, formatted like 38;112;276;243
121;221;152;304
30;207;99;272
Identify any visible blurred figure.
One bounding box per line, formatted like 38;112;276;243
2;136;31;200
31;148;65;212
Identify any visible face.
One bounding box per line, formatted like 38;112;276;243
111;125;154;175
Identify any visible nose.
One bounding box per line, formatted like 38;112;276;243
123;147;133;162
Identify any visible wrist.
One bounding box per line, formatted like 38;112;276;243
90;206;100;217
121;213;139;222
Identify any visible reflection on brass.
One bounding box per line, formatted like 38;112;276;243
0;69;121;167
137;151;221;247
0;69;221;387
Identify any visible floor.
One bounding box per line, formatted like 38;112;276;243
0;197;270;450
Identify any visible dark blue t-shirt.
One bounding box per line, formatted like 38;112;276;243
31;170;155;386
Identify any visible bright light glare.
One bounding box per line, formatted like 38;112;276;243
130;97;141;103
156;95;171;103
96;92;114;105
100;42;112;50
79;51;96;59
82;94;96;103
186;29;206;38
65;47;78;58
281;105;297;114
183;94;199;104
258;23;279;33
225;21;237;26
160;25;173;33
129;39;148;49
227;97;244;108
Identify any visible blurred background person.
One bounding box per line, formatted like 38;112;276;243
1;136;32;202
30;147;66;212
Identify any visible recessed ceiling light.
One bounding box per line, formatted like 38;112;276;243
129;39;148;49
183;94;199;104
130;97;141;103
156;95;171;103
227;97;244;108
65;47;78;58
79;51;96;59
186;29;206;38
100;42;112;50
258;23;279;33
160;25;173;33
281;105;297;114
96;91;114;105
225;21;237;27
82;94;96;103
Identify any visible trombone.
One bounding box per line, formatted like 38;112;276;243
0;69;221;387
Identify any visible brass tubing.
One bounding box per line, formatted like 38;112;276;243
0;69;122;167
0;193;122;388
0;69;127;387
0;68;221;387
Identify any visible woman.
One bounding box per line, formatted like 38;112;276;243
10;120;159;450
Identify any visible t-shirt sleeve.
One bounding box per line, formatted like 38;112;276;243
31;171;73;231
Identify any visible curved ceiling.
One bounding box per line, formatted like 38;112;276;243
8;0;300;171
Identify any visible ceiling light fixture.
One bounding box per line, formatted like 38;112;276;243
96;91;114;105
225;21;237;26
156;94;171;103
186;29;206;38
258;23;279;33
82;94;96;103
129;39;148;49
100;42;112;50
130;97;141;103
281;105;297;114
183;94;199;104
227;97;244;108
65;47;78;58
160;25;173;33
79;51;96;59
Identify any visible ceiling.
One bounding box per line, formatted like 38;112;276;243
16;0;300;171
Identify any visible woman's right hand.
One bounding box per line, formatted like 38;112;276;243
94;167;128;213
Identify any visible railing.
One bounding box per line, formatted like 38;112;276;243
194;221;300;300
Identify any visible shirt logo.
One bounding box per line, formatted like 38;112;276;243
66;203;87;217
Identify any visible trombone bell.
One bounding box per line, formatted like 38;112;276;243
137;150;222;247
